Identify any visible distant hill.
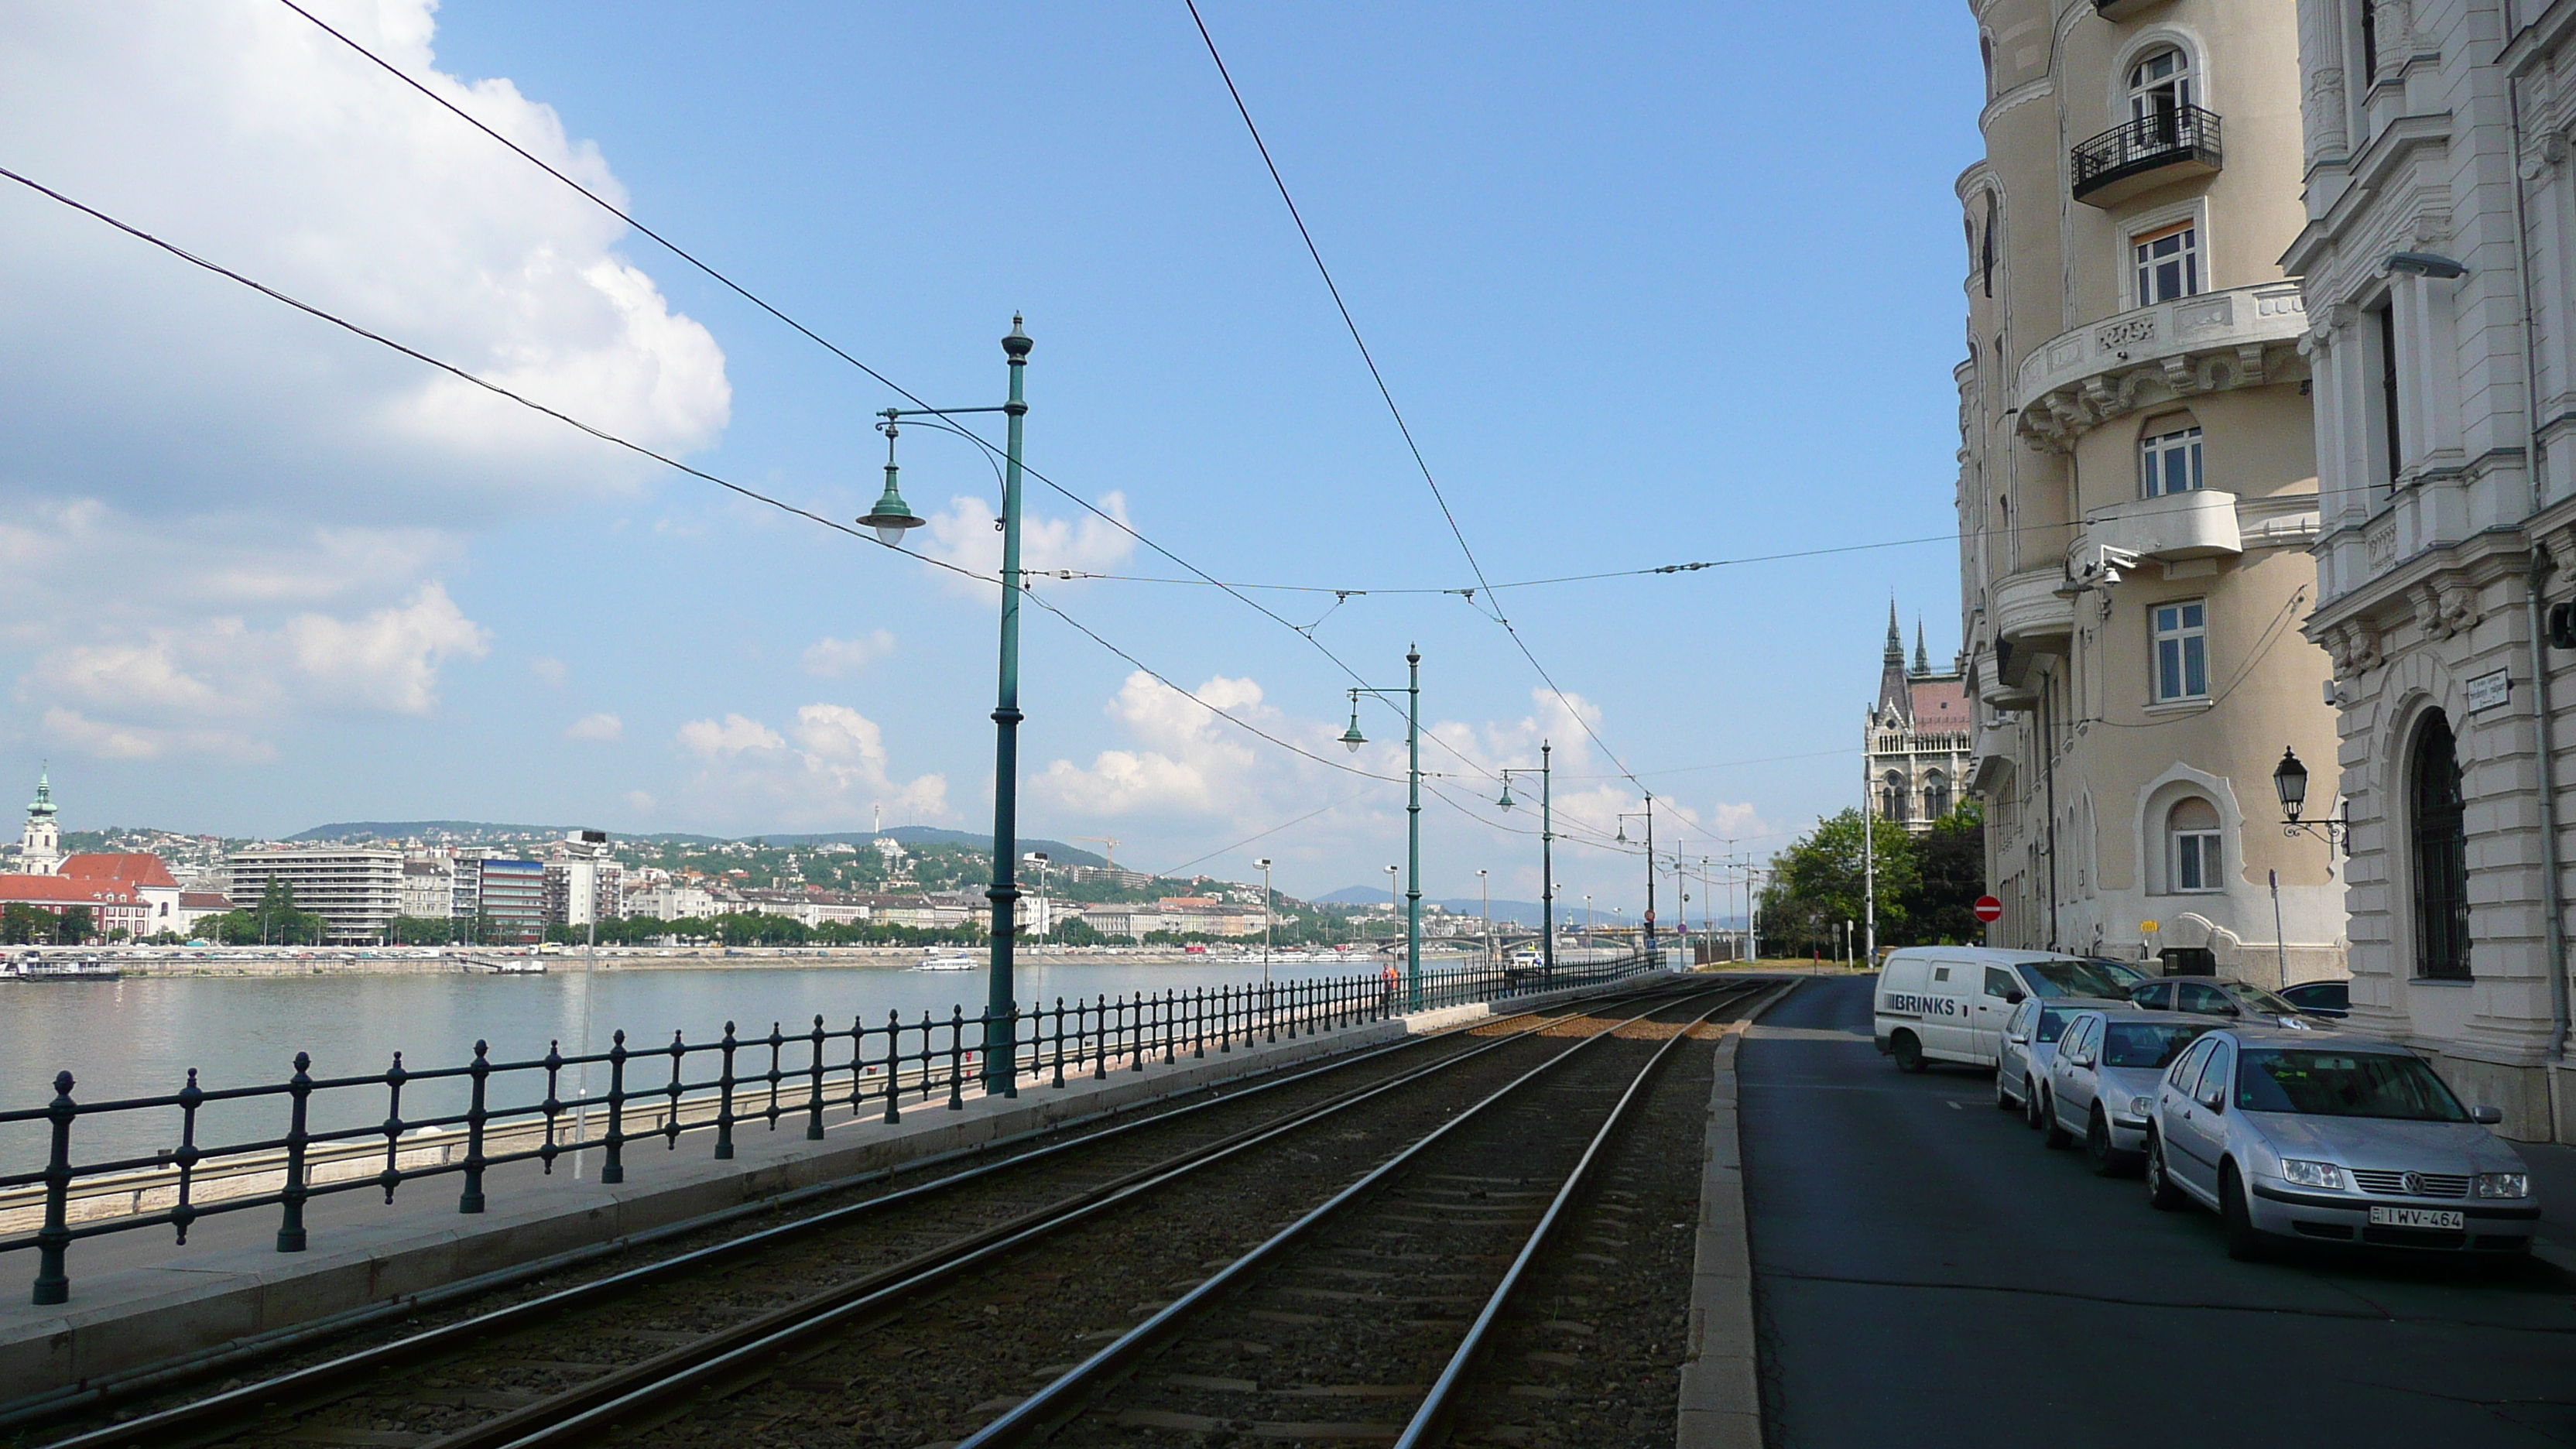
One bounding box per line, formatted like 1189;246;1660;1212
287;820;1105;867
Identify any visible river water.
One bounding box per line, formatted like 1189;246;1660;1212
0;957;1393;1174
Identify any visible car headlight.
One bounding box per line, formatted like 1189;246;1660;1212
2126;1095;2155;1119
2278;1159;2345;1190
2475;1172;2530;1200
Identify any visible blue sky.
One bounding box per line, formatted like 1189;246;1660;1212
0;1;1981;906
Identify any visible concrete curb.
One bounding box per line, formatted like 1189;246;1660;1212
0;970;1677;1410
1676;979;1797;1449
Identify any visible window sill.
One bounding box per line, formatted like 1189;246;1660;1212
2408;976;2475;987
2143;698;2215;718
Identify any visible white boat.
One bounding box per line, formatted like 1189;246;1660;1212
913;954;978;972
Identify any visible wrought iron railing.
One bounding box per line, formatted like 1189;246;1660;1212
0;953;1656;1303
2070;104;2221;200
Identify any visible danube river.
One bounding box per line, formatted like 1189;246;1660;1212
0;957;1387;1173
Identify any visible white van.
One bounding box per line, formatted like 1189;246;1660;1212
1873;947;2139;1072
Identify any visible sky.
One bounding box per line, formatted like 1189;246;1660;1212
0;0;1982;909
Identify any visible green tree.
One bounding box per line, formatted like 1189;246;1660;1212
1757;808;1921;957
2;903;50;944
57;906;94;944
1899;802;1989;946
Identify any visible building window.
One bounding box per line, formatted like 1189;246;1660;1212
2139;418;2204;496
1982;194;1998;299
2129;47;2195;133
2153;600;2208;701
2360;1;2379;88
1882;770;1910;824
2134;223;2201;305
2375;302;2403;492
2167;797;2222;892
1923;770;1951;820
2410;711;2471;979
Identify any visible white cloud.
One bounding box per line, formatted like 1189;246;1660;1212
531;656;567;687
916;492;1139;598
566;712;623;742
801;630;896;677
673;704;948;830
0;2;723;755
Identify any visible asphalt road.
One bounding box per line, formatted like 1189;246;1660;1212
1741;977;2576;1447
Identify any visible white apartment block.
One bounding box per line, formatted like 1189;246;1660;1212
226;845;403;943
2287;0;2576;1141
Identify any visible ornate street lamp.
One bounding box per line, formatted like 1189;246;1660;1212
2273;746;2348;850
1497;743;1554;983
1342;649;1425;1008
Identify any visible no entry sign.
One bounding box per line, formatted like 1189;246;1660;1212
1973;896;2004;923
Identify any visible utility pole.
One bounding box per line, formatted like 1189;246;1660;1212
1863;769;1878;970
1477;868;1491;972
1257;857;1273;991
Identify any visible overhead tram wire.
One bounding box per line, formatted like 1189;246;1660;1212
1182;0;1645;791
277;0;1499;789
0;163;1410;794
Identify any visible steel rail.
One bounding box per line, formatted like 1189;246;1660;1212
953;983;1758;1449
36;976;1714;1449
1390;993;1753;1447
461;983;1758;1449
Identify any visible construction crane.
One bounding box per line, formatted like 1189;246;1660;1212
1073;836;1121;869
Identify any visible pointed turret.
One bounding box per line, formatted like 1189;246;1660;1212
1875;605;1913;726
1883;601;1904;665
1912;620;1930;677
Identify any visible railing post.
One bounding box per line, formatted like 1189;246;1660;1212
602;1030;629;1184
172;1068;204;1245
459;1040;491;1214
883;1010;904;1125
539;1040;564;1175
663;1029;687;1150
714;1021;739;1160
1161;989;1177;1065
1094;995;1109;1081
846;1014;868;1118
1193;987;1206;1060
947;1005;967;1110
277;1051;315;1251
1218;985;1232;1053
1129;992;1146;1072
378;1053;407;1204
807;1015;828;1140
1052;996;1067;1088
31;1071;76;1305
1266;980;1277;1044
1001;1003;1020;1099
763;1021;787;1133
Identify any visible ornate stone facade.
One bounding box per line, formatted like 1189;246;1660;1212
1867;609;1972;834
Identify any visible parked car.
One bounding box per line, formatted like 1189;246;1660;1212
2129;977;2322;1029
2143;1027;2540;1259
2276;979;2352;1018
2041;1010;2217;1171
1875;948;2142;1071
2081;957;2153;991
1995;996;2131;1123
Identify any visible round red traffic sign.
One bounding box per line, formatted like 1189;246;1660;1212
1973;895;2004;923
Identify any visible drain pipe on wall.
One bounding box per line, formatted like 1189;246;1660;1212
2508;74;2572;1142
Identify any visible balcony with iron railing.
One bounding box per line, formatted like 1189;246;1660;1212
2071;104;2221;207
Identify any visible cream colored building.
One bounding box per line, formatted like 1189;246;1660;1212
2287;0;2576;1142
1957;0;2346;979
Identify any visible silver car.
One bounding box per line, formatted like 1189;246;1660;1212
2041;1010;2216;1172
1993;995;2129;1129
2128;976;2323;1029
2143;1027;2542;1260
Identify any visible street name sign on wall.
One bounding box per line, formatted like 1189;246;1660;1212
2467;668;2513;713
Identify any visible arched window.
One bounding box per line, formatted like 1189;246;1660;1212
2167;796;2221;892
2410;711;2471;978
2129;47;2194;138
1981;194;1998;299
1923;770;1952;820
1981;36;1995;98
1882;770;1910;824
2139;412;2204;496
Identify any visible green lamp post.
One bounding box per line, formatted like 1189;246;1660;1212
855;317;1033;1095
1496;742;1553;985
1340;648;1423;1009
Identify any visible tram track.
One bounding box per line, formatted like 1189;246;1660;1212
27;976;1764;1449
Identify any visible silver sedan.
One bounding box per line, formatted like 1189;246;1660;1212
2041;1010;2215;1172
1994;995;2130;1131
2143;1026;2542;1260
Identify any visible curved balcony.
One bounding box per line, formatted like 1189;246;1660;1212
2080;490;2243;564
1992;567;2076;652
2014;282;2308;452
2072;104;2221;207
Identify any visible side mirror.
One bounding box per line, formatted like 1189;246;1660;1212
2004;988;2027;1005
2195;1085;2225;1112
2471;1105;2504;1125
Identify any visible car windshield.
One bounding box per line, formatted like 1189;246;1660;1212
2235;1050;2470;1122
2222;984;2304;1016
2034;1009;2078;1043
2084;957;2148;986
2101;1022;2209;1069
2016;960;2138;998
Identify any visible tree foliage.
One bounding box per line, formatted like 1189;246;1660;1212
1759;803;1986;957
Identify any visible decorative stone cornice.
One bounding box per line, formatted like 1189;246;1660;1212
2013;283;2309;452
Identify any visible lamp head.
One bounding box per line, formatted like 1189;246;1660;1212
858;420;926;545
1341;695;1366;752
1615;821;1628;844
1496;780;1516;812
2273;745;2310;821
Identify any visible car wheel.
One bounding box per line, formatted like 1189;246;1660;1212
2145;1132;2186;1211
1891;1032;1924;1074
2023;1078;2045;1131
2085;1107;2121;1177
2219;1163;2270;1261
2040;1090;2072;1149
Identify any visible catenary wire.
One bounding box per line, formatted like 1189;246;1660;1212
273;0;1501;786
0;163;1416;796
